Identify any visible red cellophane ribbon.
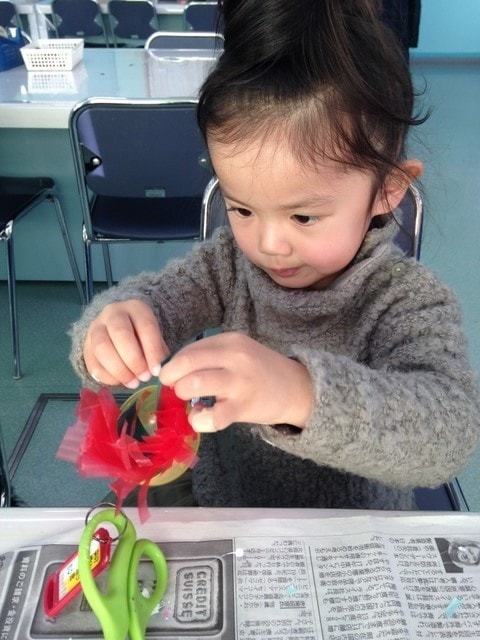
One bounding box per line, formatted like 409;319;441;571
57;386;199;521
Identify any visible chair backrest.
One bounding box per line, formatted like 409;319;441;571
108;0;157;40
0;0;16;29
392;183;423;259
52;0;103;38
145;30;224;51
69;98;212;233
185;1;222;32
203;178;424;257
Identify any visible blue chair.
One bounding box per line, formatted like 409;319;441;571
69;98;214;302
391;183;423;260
184;1;221;32
0;1;17;29
108;0;158;45
381;0;421;60
145;30;224;51
414;484;466;511
51;0;106;40
0;177;85;379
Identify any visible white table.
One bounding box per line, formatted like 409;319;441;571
2;507;480;639
0;48;218;128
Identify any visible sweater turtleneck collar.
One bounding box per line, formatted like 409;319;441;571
238;214;403;317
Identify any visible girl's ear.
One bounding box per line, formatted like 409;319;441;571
371;159;424;217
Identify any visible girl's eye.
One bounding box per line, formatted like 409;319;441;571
292;214;319;226
227;207;252;218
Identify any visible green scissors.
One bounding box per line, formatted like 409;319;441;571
78;507;168;640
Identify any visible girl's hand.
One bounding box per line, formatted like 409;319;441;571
83;299;169;388
159;332;313;432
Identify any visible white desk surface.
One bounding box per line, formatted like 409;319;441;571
3;507;480;639
0;48;218;128
2;506;480;552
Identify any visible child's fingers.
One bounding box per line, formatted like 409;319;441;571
159;337;226;386
188;400;233;433
87;322;143;388
172;368;228;402
83;353;122;386
189;408;216;432
102;313;151;382
129;306;169;377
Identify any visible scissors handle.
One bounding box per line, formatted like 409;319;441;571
79;509;136;640
128;539;168;640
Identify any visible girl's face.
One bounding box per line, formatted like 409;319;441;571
209;134;386;289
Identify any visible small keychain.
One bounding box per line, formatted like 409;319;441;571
43;509;115;618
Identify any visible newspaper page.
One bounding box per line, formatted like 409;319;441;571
1;509;480;639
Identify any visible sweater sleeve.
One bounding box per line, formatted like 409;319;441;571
258;262;480;489
69;228;236;382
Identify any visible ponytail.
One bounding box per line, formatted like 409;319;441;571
198;0;427;182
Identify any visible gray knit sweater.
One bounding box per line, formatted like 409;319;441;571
70;219;480;510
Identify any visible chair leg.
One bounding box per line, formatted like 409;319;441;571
50;194;85;305
102;243;114;288
83;231;94;304
5;230;21;379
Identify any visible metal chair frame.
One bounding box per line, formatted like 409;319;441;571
144;30;224;50
0;185;85;378
402;182;423;259
411;184;423;260
70;97;212;302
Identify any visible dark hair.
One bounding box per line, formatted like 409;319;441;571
198;0;427;195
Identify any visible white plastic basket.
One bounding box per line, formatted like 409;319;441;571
21;39;84;71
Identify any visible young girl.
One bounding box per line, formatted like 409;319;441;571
71;0;480;510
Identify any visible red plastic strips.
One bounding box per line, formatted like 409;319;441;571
57;385;200;521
